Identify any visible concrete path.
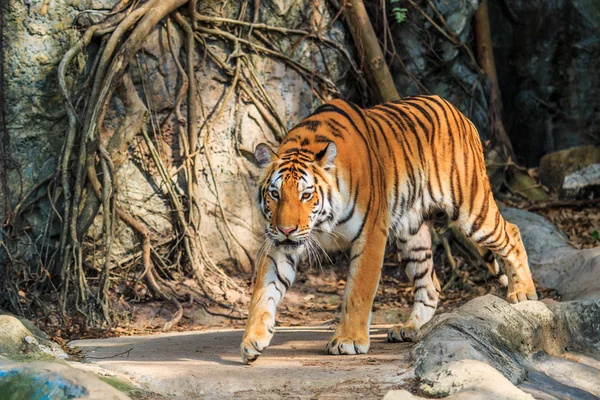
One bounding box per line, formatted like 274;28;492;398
70;326;414;399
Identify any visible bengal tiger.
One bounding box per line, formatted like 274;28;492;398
241;95;537;364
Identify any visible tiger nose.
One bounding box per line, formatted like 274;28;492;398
278;226;297;236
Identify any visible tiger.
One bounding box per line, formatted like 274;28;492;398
241;95;537;364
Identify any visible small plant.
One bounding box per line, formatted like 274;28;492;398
390;0;408;24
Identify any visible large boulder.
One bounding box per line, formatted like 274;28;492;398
411;295;600;399
539;145;600;198
0;313;136;398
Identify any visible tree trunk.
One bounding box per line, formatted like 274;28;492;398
475;0;548;202
343;0;399;103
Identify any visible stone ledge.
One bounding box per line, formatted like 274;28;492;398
405;295;600;399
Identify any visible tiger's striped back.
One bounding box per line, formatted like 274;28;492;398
281;96;489;239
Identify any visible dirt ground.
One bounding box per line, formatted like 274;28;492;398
70;327;415;399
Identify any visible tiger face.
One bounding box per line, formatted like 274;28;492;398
254;142;340;254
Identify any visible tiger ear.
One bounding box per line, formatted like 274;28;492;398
254;143;277;168
315;142;337;168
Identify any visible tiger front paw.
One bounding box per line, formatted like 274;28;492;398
240;331;272;364
387;322;419;343
325;335;370;355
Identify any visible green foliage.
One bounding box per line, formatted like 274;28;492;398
390;0;408;24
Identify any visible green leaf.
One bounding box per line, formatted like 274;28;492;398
391;6;408;24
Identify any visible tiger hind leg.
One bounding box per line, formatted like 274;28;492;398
462;203;537;303
388;223;440;342
477;246;508;287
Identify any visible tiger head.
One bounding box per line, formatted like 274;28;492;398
254;142;341;254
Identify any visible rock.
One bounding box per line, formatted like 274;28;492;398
0;314;67;362
413;295;533;383
0;357;130;400
562;163;600;199
0;314;133;398
383;390;425;400
547;300;600;353
0;315;34;359
539;145;600;198
420;360;534;399
412;295;600;399
501;207;600;300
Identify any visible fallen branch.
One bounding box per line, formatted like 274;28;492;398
85;347;133;359
525;198;600;211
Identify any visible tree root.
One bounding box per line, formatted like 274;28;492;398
3;0;354;331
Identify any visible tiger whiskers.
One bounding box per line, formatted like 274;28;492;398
313;228;345;251
308;236;333;275
305;237;322;271
311;236;333;265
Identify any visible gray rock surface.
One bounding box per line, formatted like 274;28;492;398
501;207;600;300
419;360;534;399
563;163;600;199
539;145;600;197
412;295;600;399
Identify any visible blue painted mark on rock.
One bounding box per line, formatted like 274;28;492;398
0;368;87;400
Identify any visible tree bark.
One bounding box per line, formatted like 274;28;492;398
343;0;399;103
474;0;514;159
